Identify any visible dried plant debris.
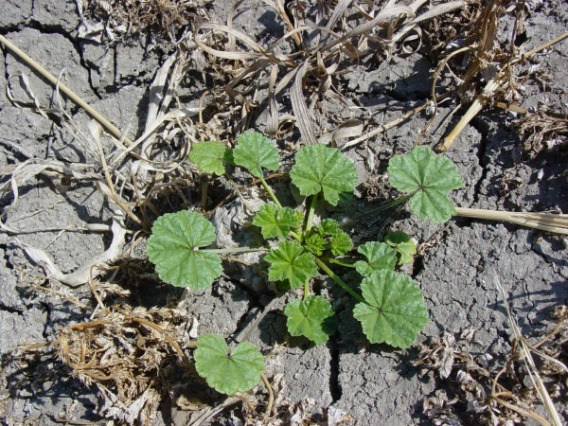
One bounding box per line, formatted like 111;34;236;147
190;0;465;145
56;305;196;424
414;308;568;425
422;0;568;150
78;0;212;41
516;107;568;158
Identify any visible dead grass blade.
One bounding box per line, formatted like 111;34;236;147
454;207;568;235
0;34;132;146
291;61;318;145
319;5;413;53
492;275;564;426
341;100;431;149
192;0;463;146
195;23;265;61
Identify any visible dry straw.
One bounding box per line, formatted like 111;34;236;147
455;207;568;235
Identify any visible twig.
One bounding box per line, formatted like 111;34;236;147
492;275;563;426
261;372;275;421
523;31;568;59
438;77;501;152
341;100;430;150
0;34;132;146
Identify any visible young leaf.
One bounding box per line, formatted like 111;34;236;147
319;218;340;235
290;145;357;206
353;270;428;348
329;229;353;256
189;141;230;175
387;146;462;223
252;204;302;239
194;334;265;395
354;241;397;277
284;296;335;344
233;130;279;177
304;232;327;256
385;230;416;265
147;211;222;289
265;240;317;289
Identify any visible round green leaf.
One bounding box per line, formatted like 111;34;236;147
265;240;317;289
387;146;462;223
353;270;428;348
188;141;229;175
147;211;222;289
385;230;416;265
284;296;335;345
409;189;457;224
233;130;279;177
252;204;302;239
289;145;357;206
194;334;265;395
354;241;397;276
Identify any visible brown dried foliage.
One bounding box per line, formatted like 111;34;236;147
56;305;193;424
414;306;568;425
517;108;568;158
425;0;568;151
81;0;212;36
190;0;463;145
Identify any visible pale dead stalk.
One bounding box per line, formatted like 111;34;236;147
454;207;568;235
439;77;501;152
0;34;132;146
493;275;563;426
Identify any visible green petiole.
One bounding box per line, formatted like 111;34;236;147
259;175;282;209
314;257;365;304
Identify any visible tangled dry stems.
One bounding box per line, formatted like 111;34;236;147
415;304;568;425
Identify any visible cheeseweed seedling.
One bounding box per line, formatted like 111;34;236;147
147;130;462;394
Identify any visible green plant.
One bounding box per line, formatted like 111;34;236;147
147;131;463;394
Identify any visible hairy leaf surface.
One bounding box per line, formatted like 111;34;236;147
353;270;428;348
252;204;302;239
265;240;317;289
233;130;279;177
285;296;335;344
147;211;222;289
290;145;357;206
194;334;264;395
354;241;397;276
387;147;462;223
385;230;416;265
189;141;229;175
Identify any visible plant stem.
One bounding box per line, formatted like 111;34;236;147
259;176;282;208
371;192;415;213
328;258;355;268
203;247;269;255
315;257;365;304
305;193;319;232
200;175;208;210
289;230;303;242
303;279;310;300
339;192;417;228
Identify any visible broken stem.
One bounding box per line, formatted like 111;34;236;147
439;77;501;152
